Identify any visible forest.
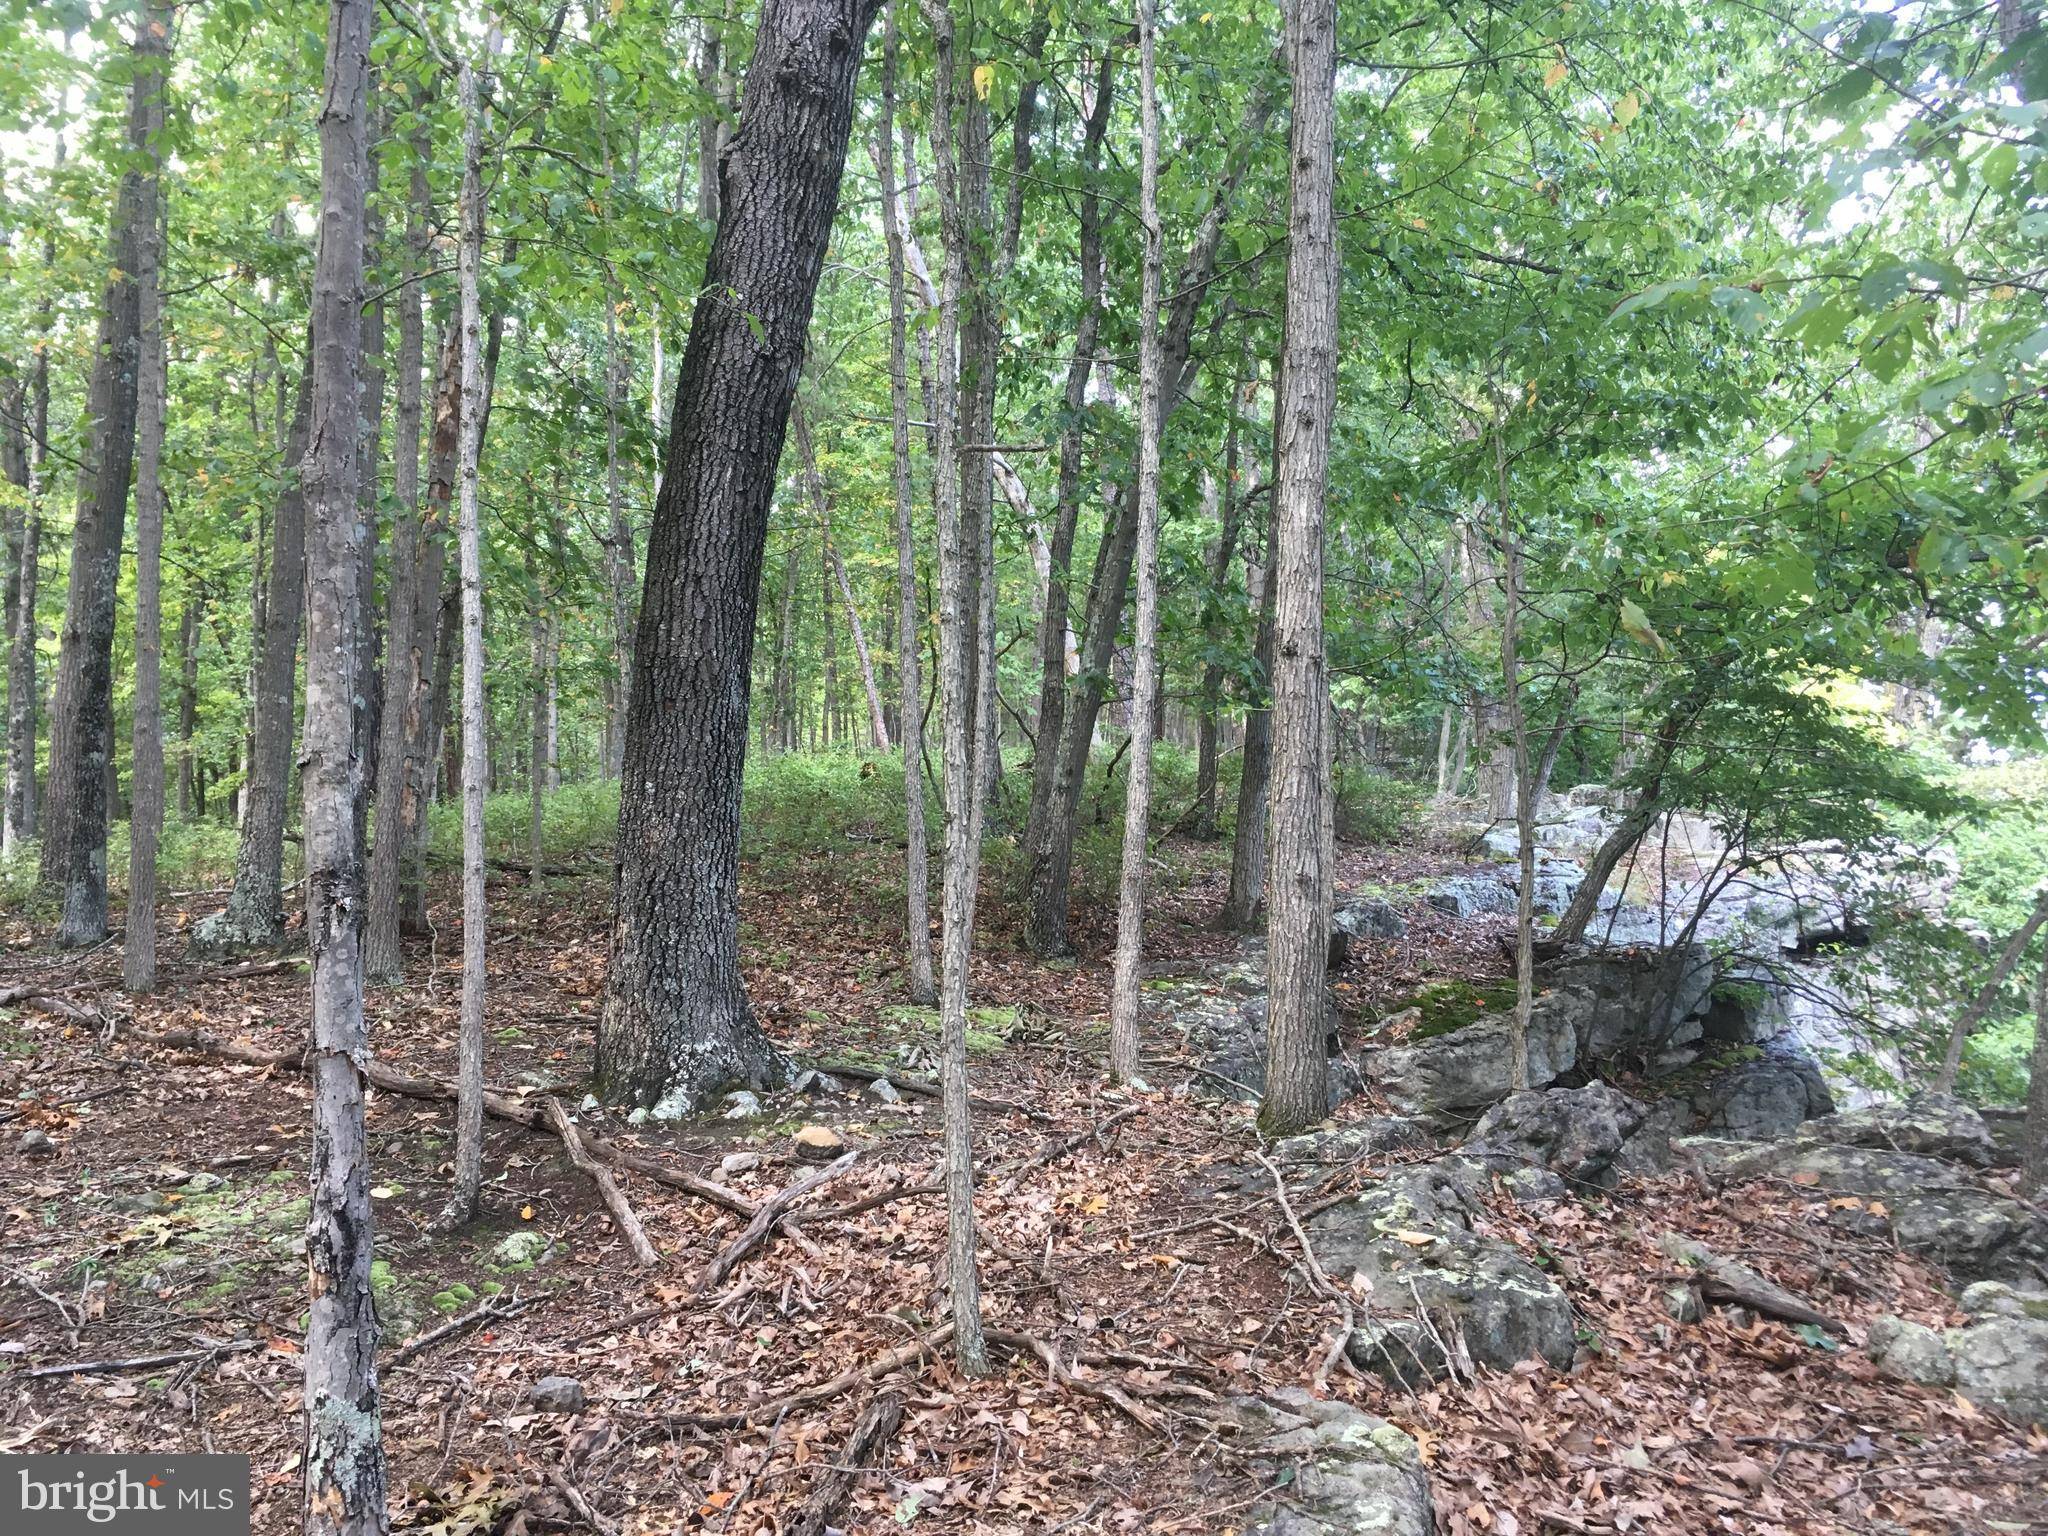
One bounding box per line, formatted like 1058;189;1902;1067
2;0;2047;1531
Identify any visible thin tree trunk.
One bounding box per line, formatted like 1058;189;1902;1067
772;540;802;751
301;0;386;1529
2025;944;2046;1196
440;51;491;1231
1938;887;2048;1093
6;136;57;856
126;38;170;993
921;0;991;1379
1259;0;1337;1137
832;546;888;752
1498;424;1534;1096
199;360;313;953
594;0;883;1115
1194;358;1250;841
176;600;198;820
352;96;387;861
1107;2;1166;1086
41;17;163;945
1021;49;1112;893
1223;400;1280;933
819;516;840;745
365;124;434;981
875;9;935;1005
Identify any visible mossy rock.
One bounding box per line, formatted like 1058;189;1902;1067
1382;980;1520;1042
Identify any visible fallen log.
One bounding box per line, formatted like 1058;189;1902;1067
28;1338;265;1378
1657;1232;1843;1335
658;1325;955;1428
544;1097;661;1266
130;1028;757;1218
787;1392;904;1536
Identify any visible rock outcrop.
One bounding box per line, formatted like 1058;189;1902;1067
1464;1083;1649;1190
1868;1314;2048;1426
1236;1389;1435;1536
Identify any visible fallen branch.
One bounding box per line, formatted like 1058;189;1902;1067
386;1294;533;1368
799;1179;941;1226
787;1392;904;1536
996;1103;1144;1191
0;1083;128;1126
985;1328;1166;1433
1254;1150;1355;1392
696;1150;859;1293
540;1461;619;1536
130;1029;757;1218
28;1338;265;1378
660;1324;955;1427
1656;1232;1843;1335
544;1097;661;1267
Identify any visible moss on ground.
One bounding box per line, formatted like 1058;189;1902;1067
1383;980;1521;1042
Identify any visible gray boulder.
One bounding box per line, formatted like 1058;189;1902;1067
1237;1389;1434;1536
1958;1282;2048;1321
1309;1160;1575;1383
1333;896;1407;942
1367;1007;1577;1118
1425;875;1517;919
1680;1138;2048;1285
1693;1057;1834;1140
1801;1094;1997;1168
1146;961;1359;1108
1273;1117;1438;1175
1868;1315;2048;1426
1545;946;1716;1063
1465;1083;1650;1189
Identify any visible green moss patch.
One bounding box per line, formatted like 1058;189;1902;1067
1383;980;1520;1042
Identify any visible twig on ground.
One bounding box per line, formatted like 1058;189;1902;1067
543;1097;661;1267
0;1083;128;1126
6;1268;82;1330
786;1392;905;1536
995;1103;1144;1191
985;1328;1168;1434
28;1338;265;1378
657;1324;955;1427
696;1151;859;1293
1254;1149;1355;1393
386;1294;533;1368
540;1460;620;1536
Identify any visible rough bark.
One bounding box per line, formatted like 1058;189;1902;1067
1937;887;2048;1093
920;0;991;1379
41;20;163;945
1194;362;1250;841
1259;0;1337;1138
301;1;386;1530
1223;408;1280;931
364;93;432;985
594;0;883;1115
875;9;935;1005
1107;4;1166;1085
194;359;313;954
126;28;170;993
438;51;491;1233
7;164;53;856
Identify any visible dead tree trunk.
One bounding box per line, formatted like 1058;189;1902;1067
594;0;883;1114
1938;887;2048;1094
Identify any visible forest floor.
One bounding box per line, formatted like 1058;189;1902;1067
3;816;2046;1535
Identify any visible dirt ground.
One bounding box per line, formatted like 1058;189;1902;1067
4;830;2045;1535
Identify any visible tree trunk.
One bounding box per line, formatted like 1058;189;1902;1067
1023;72;1278;957
1937;887;2048;1093
1498;427;1534;1096
1259;0;1337;1138
199;359;313;954
440;52;491;1231
1021;50;1113;896
5;138;57;857
594;0;883;1115
2025;944;2046;1197
819;511;840;745
922;0;991;1379
177;601;198;820
875;10;935;1006
352;98;387;862
1223;401;1280;932
772;540;802;752
1194;359;1250;841
125;33;170;993
1107;2;1166;1086
300;1;386;1529
41;17;163;945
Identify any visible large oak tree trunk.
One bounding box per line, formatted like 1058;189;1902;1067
1260;0;1337;1137
299;1;386;1530
41;18;165;945
594;0;883;1114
